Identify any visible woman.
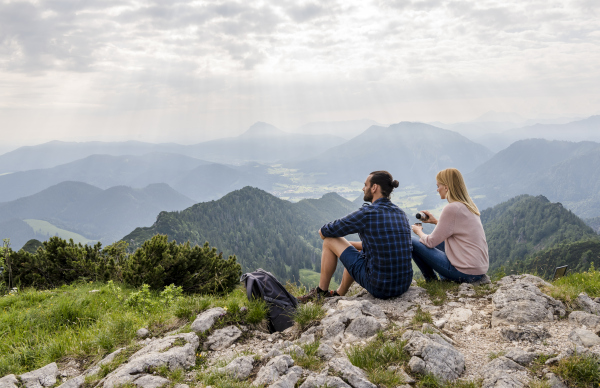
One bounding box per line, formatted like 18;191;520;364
411;168;489;283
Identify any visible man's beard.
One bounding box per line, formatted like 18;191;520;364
363;190;373;203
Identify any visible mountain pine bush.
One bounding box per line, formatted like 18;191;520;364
122;234;241;294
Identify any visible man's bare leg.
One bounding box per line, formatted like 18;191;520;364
318;237;351;291
336;241;362;295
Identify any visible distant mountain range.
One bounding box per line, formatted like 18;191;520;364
473;116;600;152
467;139;600;218
288;121;493;186
0;153;291;203
122;187;358;282
0;181;195;247
481;194;597;272
0;122;345;173
293;119;380;139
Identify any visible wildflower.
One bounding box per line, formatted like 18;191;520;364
223;307;228;311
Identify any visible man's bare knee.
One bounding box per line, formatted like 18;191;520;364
323;237;351;257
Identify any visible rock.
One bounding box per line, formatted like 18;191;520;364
136;328;150;338
576;293;600;315
323;320;346;341
492;281;565;327
102;333;199;388
545;373;568;388
458;283;475;297
173;385;189;388
500;325;549;342
191;307;226;333
131;375;169;388
505;348;538;365
269;366;302;388
317;343;336;360
345;316;382;338
56;375;85;388
480;357;528;388
217;355;255;380
402;330;465;381
408;356;426;374
433;318;447;329
300;372;351;388
86;348;124;377
568;328;600;348
569;310;600;333
252;355;294;386
448;308;473;323
496;274;551;288
0;375;19;388
482;372;527;388
298;333;315;345
20;363;59;388
204;326;242;350
328;357;377;388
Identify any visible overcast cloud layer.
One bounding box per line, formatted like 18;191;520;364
0;0;599;145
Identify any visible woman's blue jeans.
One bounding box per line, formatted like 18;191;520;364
411;236;484;283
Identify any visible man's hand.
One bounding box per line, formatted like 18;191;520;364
318;229;325;240
420;210;438;225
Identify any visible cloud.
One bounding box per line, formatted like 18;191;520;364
0;0;598;145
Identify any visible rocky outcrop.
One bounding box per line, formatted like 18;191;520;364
20;363;58;388
191;307;226;333
402;330;465;381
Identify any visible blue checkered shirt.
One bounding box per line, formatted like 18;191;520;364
320;197;413;297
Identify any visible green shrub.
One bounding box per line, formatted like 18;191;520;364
245;299;268;324
293;303;325;329
123;235;241;294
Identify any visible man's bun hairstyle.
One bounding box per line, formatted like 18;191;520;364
369;170;399;198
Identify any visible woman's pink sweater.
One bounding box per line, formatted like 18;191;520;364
420;201;489;275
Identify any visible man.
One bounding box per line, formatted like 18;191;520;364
299;171;413;302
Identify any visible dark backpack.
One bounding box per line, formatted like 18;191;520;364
240;268;298;333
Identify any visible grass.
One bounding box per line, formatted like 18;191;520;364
290;340;324;371
552;353;600;388
416;374;481;388
547;268;600;308
487;351;505;360
23;219;96;245
346;331;410;388
411;306;433;326
293;302;325;329
299;269;340;290
416;279;460;306
0;282;267;375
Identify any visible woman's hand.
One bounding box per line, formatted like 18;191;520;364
420;210;438;225
411;224;425;237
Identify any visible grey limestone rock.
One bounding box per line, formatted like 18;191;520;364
56;375;85;388
569;310;600;333
496;274;552;288
408;356;426;374
316;343;336;360
491;281;565;327
0;375;19;388
328;357;376;388
131;375;169;388
191;307;226;333
345;316;382;338
86;348;125;377
102;332;199;388
480;357;527;388
576;293;600;315
568;328;600;348
500;325;549;342
268;366;302;388
298;332;315;345
505;348;538;366
299;372;351;388
402;330;465;381
322;320;346;340
136;328;150;338
252;355;294;386
20;363;58;388
204;326;242;350
217;355;255;380
545;373;568;388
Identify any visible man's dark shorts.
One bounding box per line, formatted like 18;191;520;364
340;245;408;299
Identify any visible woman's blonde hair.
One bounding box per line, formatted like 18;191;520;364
436;168;480;216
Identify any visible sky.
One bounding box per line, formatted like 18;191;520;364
0;0;599;147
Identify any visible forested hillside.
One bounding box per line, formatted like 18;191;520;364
586;217;600;233
509;238;600;278
481;194;597;272
122;187;359;282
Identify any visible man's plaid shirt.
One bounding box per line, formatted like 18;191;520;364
320;197;413;296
